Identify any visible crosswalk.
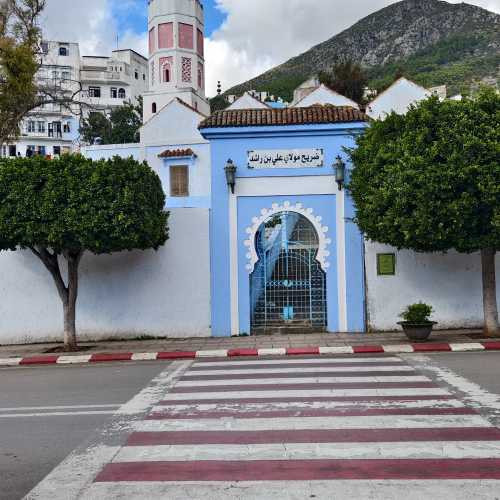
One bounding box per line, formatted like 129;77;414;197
86;355;500;498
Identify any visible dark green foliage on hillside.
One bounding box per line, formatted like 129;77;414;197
209;95;230;113
368;32;500;95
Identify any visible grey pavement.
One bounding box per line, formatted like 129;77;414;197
0;362;168;500
0;328;493;359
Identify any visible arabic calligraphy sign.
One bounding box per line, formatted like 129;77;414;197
247;149;324;169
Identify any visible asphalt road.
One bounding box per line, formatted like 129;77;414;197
0;362;168;500
1;353;500;500
425;351;500;395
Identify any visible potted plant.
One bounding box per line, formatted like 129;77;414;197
398;302;437;342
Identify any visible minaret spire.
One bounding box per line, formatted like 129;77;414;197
143;0;210;122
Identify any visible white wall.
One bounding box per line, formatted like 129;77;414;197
0;208;211;344
294;85;359;109
365;241;500;331
227;92;268;110
366;78;431;120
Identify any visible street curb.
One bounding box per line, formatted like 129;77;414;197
0;341;498;367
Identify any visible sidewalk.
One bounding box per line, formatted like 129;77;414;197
1;329;500;367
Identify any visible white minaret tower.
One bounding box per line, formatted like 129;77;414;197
143;0;210;122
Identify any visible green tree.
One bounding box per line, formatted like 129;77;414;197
0;0;45;144
79;111;112;145
0;154;169;350
348;88;500;336
319;58;368;104
80;98;142;145
209;94;229;113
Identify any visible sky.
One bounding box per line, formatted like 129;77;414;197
41;0;500;97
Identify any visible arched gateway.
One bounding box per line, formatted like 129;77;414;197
250;211;327;334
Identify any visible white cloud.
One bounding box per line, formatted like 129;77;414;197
41;0;146;56
40;0;500;97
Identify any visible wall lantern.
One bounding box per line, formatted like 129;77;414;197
225;159;237;194
334;155;346;191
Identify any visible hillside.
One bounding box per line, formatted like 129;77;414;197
225;0;500;101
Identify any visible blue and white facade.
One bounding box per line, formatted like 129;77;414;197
201;120;367;336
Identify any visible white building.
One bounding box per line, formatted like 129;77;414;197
365;77;431;120
1;42;148;158
80;49;148;115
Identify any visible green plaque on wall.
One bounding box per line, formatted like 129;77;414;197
377;253;396;276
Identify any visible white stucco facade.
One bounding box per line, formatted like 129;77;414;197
365;241;500;331
0;208;210;344
294;84;360;109
366;77;431;120
227;92;270;110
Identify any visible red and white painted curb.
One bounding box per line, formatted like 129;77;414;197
1;341;500;367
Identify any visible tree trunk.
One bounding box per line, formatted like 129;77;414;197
481;248;499;337
63;253;81;350
30;247;83;351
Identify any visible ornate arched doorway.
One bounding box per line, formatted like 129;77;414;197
250;211;327;334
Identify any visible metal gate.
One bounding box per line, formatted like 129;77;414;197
250;211;327;334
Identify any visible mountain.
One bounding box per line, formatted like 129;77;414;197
225;0;500;101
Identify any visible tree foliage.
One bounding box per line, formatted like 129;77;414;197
0;0;44;143
209;94;230;113
318;59;368;104
0;154;169;348
348;88;499;334
80;97;143;145
349;88;499;253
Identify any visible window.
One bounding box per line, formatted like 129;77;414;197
110;87;117;98
59;46;68;56
163;64;171;83
135;71;138;80
181;57;192;83
48;122;62;138
8;145;17;157
53;146;61;156
178;23;194;49
150;61;155;86
37;121;46;133
37;145;46;156
88;86;101;98
41;42;49;54
170;166;189;197
377;253;396;276
152;102;157;114
51;70;58;79
26;145;35;157
27;121;36;133
197;29;204;56
62;71;70;80
118;88;126;99
63;122;71;133
143;73;146;81
198;63;203;88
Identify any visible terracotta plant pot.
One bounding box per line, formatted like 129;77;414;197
398;321;437;342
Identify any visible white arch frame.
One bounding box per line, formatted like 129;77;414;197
243;201;332;274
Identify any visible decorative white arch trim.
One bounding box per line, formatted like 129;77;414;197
243;201;332;274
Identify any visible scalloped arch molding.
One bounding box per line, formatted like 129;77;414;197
243;201;332;274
